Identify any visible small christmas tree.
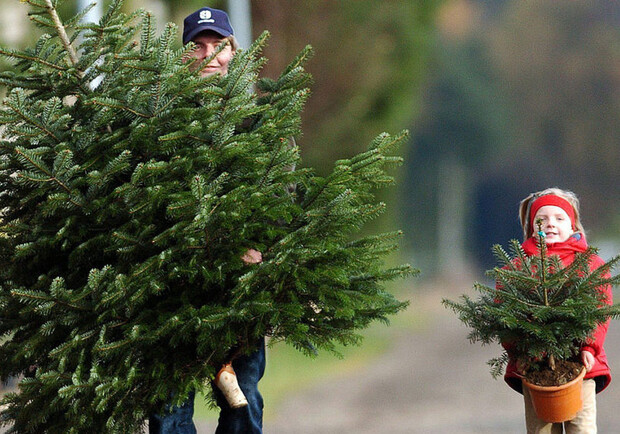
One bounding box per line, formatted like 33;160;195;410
443;223;620;382
0;1;414;432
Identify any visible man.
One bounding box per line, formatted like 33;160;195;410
182;7;238;77
148;7;265;434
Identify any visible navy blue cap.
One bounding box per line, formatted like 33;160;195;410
183;7;234;45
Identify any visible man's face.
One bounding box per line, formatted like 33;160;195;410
189;32;234;77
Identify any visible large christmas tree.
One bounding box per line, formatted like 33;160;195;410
0;0;414;432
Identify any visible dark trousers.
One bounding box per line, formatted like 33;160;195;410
149;340;266;434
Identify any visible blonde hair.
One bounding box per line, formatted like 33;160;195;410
227;35;239;52
518;187;584;240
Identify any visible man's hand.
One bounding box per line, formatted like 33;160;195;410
241;249;262;265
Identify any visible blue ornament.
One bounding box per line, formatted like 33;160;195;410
538;231;546;238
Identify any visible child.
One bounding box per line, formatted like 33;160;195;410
505;187;612;433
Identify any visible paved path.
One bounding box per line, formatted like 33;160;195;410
197;275;620;433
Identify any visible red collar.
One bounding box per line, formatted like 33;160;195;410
522;233;587;265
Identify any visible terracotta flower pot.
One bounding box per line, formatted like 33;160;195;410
523;367;586;423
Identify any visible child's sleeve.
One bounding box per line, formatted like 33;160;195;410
581;257;613;356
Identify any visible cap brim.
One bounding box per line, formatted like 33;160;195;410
183;25;233;44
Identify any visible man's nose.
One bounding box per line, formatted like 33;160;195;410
195;46;212;61
204;44;215;57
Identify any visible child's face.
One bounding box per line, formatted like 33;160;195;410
188;32;234;77
533;205;573;243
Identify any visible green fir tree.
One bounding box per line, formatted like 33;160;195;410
0;0;414;432
444;224;620;381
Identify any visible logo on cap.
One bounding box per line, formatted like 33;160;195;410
198;10;215;24
183;7;234;44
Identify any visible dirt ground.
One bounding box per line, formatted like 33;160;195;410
196;274;620;434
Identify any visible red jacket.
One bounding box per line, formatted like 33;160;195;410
503;233;612;394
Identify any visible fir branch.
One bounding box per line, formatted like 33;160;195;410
0;47;67;72
42;0;80;72
139;11;155;58
4;99;59;141
10;288;88;312
13;148;82;208
87;98;151;119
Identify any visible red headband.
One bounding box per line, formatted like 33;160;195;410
529;195;575;231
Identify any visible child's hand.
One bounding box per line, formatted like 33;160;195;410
241;249;262;265
581;351;595;372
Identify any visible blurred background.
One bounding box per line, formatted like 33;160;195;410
0;0;618;432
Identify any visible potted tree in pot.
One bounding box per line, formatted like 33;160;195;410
443;223;620;423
